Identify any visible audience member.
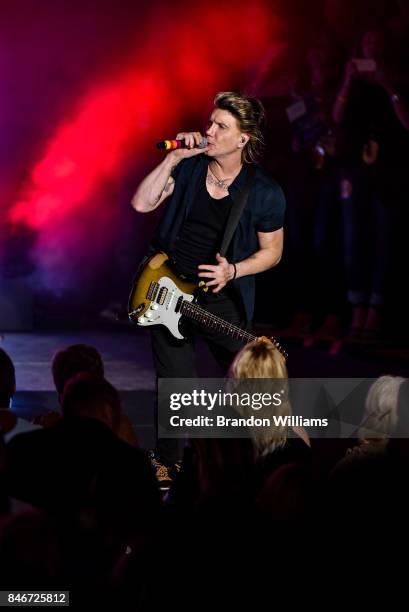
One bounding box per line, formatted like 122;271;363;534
229;338;311;474
32;343;105;427
357;375;405;443
52;344;104;399
332;25;409;338
5;374;160;545
328;375;409;533
40;344;138;447
283;37;345;338
0;348;40;442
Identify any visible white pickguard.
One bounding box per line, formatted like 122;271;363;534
136;275;194;340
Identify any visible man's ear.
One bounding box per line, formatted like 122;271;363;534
239;134;249;147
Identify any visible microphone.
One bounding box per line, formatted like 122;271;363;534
156;137;208;150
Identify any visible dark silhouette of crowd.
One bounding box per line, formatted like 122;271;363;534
249;1;409;345
1;337;409;607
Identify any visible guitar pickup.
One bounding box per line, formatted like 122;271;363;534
166;291;175;310
146;282;159;301
175;296;183;313
157;287;168;305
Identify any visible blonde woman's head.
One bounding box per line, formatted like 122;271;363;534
229;337;287;380
228;338;290;456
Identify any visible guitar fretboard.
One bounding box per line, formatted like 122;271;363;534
180;300;257;343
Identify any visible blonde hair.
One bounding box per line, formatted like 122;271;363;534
228;338;290;456
358;375;405;444
229;338;287;379
214;91;266;164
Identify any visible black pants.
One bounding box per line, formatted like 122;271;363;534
151;289;248;464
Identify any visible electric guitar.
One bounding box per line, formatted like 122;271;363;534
128;252;287;359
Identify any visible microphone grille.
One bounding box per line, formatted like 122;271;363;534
198;137;208;149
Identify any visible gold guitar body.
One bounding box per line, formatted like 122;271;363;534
128;252;197;340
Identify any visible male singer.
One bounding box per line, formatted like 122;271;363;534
131;91;285;472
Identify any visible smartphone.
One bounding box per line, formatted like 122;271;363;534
353;58;377;72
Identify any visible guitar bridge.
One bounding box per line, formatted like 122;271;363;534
128;303;145;321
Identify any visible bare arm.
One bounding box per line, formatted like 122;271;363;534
332;84;350;124
389;93;409;130
131;153;178;213
131;132;209;213
332;60;356;124
234;229;284;278
374;69;409;130
198;228;284;292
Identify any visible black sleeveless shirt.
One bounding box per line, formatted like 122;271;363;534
171;180;232;281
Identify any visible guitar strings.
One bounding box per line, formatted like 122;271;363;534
180;300;286;358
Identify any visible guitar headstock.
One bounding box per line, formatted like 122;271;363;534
257;335;288;361
272;337;288;361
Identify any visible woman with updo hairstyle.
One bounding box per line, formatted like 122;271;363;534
228;337;310;468
227;338;312;523
228;336;287;380
167;339;310;511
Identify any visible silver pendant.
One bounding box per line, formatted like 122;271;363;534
206;174;229;191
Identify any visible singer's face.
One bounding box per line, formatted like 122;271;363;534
205;108;244;159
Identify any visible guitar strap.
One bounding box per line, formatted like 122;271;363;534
219;164;256;258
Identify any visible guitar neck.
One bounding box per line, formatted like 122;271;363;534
180;300;257;343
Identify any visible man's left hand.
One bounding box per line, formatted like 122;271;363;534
198;253;235;293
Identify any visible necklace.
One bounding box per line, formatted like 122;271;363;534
207;165;232;191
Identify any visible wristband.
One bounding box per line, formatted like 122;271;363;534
231;263;237;281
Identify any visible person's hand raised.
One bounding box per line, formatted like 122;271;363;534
168;132;209;160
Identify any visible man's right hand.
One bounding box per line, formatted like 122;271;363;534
131;132;208;213
168;132;209;160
